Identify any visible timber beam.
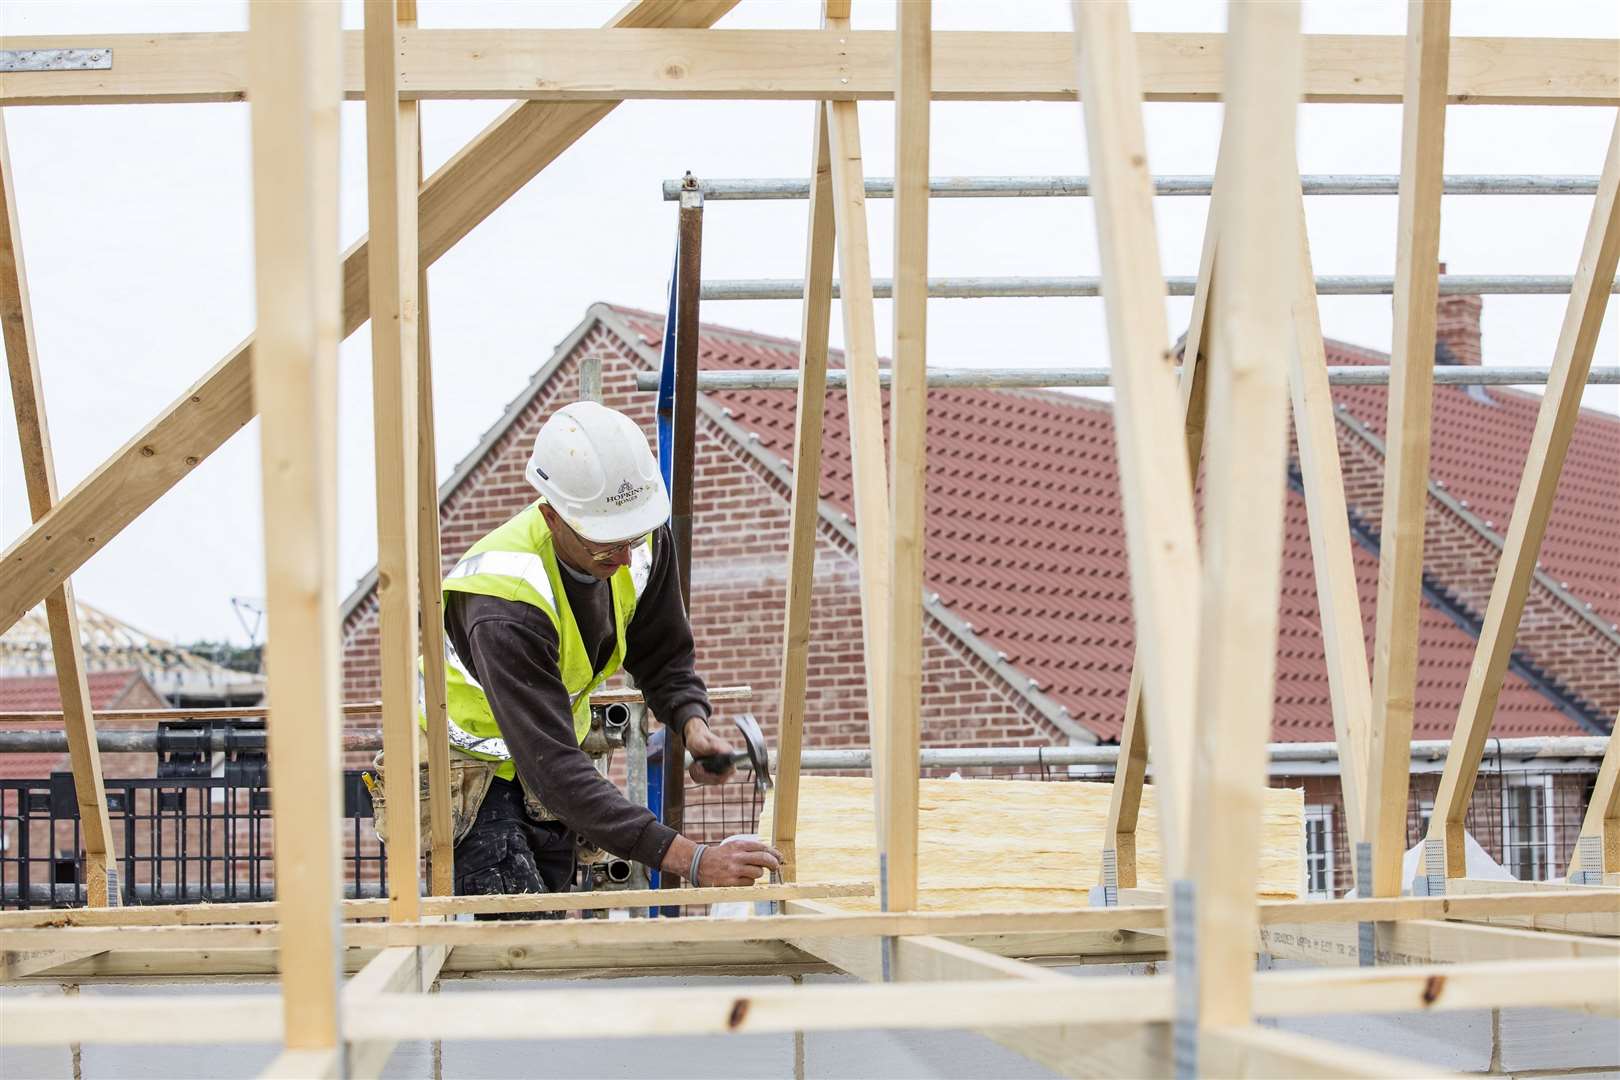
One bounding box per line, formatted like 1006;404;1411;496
0;31;1615;106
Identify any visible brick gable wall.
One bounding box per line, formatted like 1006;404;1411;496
339;322;1060;769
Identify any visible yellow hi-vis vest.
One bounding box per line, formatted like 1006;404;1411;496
420;502;654;781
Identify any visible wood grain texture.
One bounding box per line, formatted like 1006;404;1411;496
760;776;1304;911
364;0;423;923
1186;0;1303;1029
2;31;1615;106
248;0;346;1049
1070;0;1203;881
771;103;836;882
824;5;893;793
882;0;930;914
1366;0;1450;897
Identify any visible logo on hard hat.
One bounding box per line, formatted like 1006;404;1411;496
604;479;650;508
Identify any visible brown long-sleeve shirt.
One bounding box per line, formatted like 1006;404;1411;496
443;524;707;869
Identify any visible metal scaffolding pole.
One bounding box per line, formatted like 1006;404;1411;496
701;274;1612;301
663;174;1602;201
632;365;1620;392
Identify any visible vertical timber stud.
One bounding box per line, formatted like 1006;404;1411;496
416;129;455;898
1099;131;1222;899
1430;116;1620;884
0;114;118;908
249;0;346;1055
365;0;423;922
771;104;837;884
883;0;930;918
1287;174;1373;853
823;1;894;780
1365;0;1449;899
1188;0;1303;1049
662;173;703;867
1568;711;1620;883
1071;0;1202;879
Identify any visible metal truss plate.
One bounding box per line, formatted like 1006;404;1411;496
0;49;114;72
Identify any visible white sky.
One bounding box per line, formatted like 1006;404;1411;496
2;0;1617;646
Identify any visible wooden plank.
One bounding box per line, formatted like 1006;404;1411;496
0;978;1176;1047
344;934;449;1079
1101;123;1221;893
1070;0;1203;881
771;103;837;884
1570;717;1620;880
1286;172;1373;849
1201;1025;1447;1079
1365;0;1450;898
1255;956;1620;1017
1439;876;1618;936
1429;116;1620;881
12;891;1613;954
0;113;117;908
0;949;105;981
823;7;893;787
365;0;423;924
248;0;346;1052
416;128;454;899
1259;918;1620;968
786;899;1174;1079
2;31;1617;107
0;0;741;639
881;0;929;916
0;881;874;930
1186;0;1303;1033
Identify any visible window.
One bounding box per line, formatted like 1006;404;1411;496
1502;775;1553;881
1304;804;1336;897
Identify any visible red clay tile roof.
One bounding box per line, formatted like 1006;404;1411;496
0;669;153;713
607;305;1596;743
1326;339;1620;629
0;669;157;779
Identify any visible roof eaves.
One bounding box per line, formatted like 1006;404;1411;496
592;305;1098;746
339;306;609;626
1333;404;1620;651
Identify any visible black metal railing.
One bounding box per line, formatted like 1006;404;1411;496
0;772;384;908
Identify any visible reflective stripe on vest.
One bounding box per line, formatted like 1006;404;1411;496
419;503;655;782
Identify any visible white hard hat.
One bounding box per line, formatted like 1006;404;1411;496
526;402;670;544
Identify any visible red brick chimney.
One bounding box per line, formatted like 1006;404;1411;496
1434;261;1482;365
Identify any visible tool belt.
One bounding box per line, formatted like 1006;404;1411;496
368;748;577;852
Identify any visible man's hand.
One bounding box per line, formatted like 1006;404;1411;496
664;835;783;887
683;716;736;786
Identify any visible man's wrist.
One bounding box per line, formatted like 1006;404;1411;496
677;709;710;742
663;833;698;878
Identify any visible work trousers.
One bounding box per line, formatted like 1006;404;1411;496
453;776;575;920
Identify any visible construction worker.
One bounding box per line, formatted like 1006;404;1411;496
428;401;782;909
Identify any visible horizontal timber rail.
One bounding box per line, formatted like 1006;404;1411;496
0;882;874;929
1;31;1615;106
3;730;1606;767
634;366;1620;391
2;959;1616;1046
664;174;1603;200
703;274;1613;300
1;891;1613;951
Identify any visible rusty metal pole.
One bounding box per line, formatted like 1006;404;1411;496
660;174;703;903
